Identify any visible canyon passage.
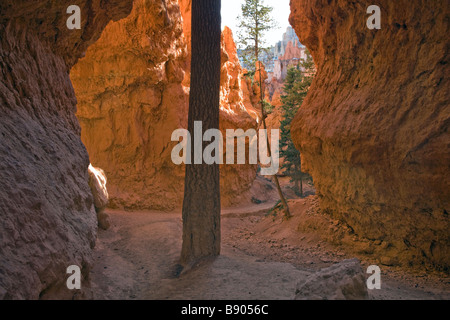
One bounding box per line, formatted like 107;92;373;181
0;0;448;300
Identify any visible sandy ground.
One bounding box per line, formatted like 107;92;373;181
89;193;450;300
223;200;450;300
89;207;310;300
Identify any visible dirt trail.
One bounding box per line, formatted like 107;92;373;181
89;199;449;300
89;207;310;300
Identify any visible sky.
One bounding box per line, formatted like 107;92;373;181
221;0;292;48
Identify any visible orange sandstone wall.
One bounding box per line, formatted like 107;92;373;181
71;0;259;210
219;27;259;205
289;0;449;269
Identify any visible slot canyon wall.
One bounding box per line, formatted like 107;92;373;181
0;0;134;299
70;0;189;210
71;0;261;210
289;0;449;269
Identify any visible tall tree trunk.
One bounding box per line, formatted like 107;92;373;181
180;0;222;266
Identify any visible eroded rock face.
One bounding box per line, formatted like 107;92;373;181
0;0;133;299
71;1;259;210
71;0;188;211
289;0;449;269
219;27;259;206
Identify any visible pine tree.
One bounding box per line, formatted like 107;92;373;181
236;0;277;75
280;51;315;196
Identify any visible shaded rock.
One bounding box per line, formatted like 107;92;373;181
97;211;111;231
294;259;368;300
0;0;133;299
